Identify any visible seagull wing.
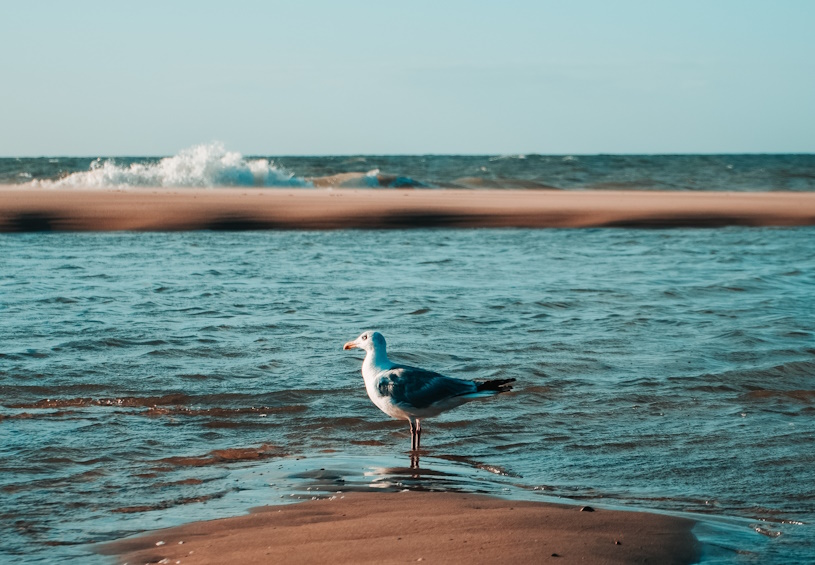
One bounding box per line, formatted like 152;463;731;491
377;365;478;409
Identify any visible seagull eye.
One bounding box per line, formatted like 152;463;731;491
362;335;368;340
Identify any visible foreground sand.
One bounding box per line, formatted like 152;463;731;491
100;491;699;564
2;186;815;231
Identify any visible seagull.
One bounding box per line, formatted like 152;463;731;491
343;331;515;451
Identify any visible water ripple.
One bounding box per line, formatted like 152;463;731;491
1;228;814;562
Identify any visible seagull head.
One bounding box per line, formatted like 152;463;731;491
343;330;386;353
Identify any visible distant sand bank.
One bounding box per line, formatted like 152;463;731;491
2;186;815;231
100;491;699;564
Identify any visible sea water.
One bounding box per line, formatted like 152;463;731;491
2;143;815;191
1;228;814;563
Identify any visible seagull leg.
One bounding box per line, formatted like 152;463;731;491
408;418;420;468
408;418;424;452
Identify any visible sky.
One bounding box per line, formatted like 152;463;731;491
2;0;814;156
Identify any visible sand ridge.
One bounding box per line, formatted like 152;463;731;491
2;186;815;231
100;491;700;564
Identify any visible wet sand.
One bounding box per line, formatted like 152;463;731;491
100;491;700;564
2;186;815;231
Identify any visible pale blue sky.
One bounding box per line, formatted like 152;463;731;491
2;1;813;156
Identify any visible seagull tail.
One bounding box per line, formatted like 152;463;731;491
476;378;516;394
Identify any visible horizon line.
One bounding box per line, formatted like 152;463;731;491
3;151;815;159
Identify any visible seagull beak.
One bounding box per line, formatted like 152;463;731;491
343;341;358;350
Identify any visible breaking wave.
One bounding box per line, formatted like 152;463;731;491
10;151;815;190
37;143;311;188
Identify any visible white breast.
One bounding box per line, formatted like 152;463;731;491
361;356;414;421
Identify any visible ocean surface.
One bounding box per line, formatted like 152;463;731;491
1;142;814;190
2;227;814;563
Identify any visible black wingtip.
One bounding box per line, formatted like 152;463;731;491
476;378;516;393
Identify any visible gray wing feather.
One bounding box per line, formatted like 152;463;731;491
377;365;477;409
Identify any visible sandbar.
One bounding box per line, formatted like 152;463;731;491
2;186;815;231
100;491;699;564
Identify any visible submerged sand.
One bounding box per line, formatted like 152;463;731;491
2;186;815;231
100;491;699;564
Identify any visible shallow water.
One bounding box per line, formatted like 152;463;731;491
2;228;814;563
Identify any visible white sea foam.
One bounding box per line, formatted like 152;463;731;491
488;154;527;161
37;143;311;188
364;169;382;186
